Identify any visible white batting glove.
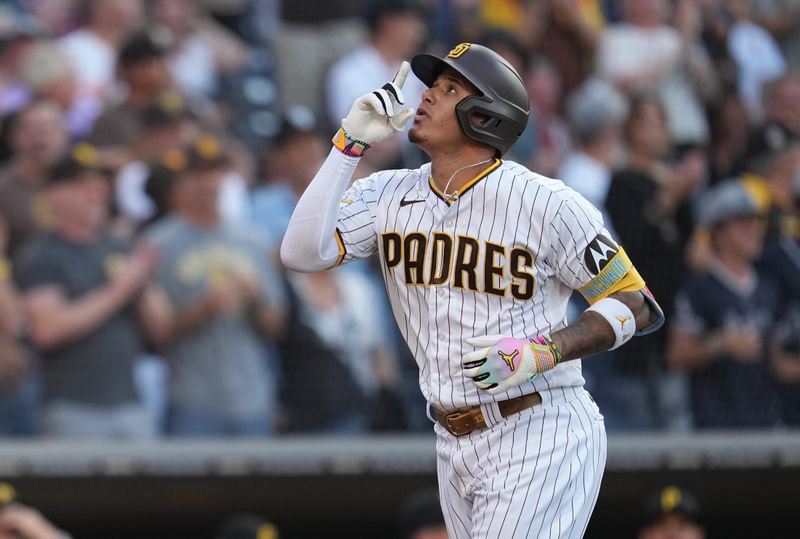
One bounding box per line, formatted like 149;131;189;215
462;335;562;395
340;61;415;146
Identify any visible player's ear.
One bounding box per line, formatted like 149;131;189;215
470;112;490;127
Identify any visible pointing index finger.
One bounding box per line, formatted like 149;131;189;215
393;61;410;89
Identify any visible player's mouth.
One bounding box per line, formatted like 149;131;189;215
415;107;428;120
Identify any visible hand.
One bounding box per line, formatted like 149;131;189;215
720;329;762;363
340;61;415;145
109;244;159;299
670;150;707;197
205;280;246;317
234;272;261;304
0;504;63;539
462;335;559;395
0;339;28;390
658;150;707;214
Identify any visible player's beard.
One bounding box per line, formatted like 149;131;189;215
408;127;423;145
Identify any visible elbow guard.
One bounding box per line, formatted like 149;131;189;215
636;286;665;336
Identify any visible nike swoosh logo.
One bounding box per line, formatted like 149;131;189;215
400;197;425;207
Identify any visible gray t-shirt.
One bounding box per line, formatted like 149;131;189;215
15;232;142;406
148;216;284;418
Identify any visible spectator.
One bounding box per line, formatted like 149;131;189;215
325;0;427;171
0;99;69;257
707;90;750;184
89;29;173;149
249;105;327;242
280;267;400;433
761;158;800;426
396;490;448;539
215;513;279;539
559;77;628;233
638;485;705;539
759;143;800;246
667;180;781;428
603;94;703;430
23;0;81;37
771;299;800;426
0;482;71;539
744;73;800;171
18;40;98;138
758;147;800;298
484;31;536;166
751;1;800;67
273;0;367;119
525;56;571;177
59;0;145;103
595;0;715;147
537;0;604;99
148;0;249;100
146;135;286;437
111;92;198;227
15;142;163;438
0;216;35;437
0;8;40;117
725;0;787;118
250;107;413;430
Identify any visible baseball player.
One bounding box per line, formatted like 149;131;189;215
281;43;664;538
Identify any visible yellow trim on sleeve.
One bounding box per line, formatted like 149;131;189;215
332;228;347;268
577;247;645;304
0;257;10;281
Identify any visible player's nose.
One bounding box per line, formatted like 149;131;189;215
421;86;434;104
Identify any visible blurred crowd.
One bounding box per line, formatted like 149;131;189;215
0;0;798;439
0;480;450;539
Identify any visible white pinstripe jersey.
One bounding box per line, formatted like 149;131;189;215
334;158;611;411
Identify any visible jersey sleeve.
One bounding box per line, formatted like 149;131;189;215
549;189;664;334
548;190;626;293
331;175;380;266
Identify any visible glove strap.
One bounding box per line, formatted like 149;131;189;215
531;335;561;373
332;128;370;158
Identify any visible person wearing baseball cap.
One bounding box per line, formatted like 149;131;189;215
638;485;704;539
15;142;163;438
667;180;782;428
46;142;114;185
146;134;286;437
697;178;762;230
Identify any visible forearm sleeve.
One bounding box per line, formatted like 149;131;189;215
280;148;359;272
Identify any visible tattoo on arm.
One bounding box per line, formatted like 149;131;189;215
550;291;652;362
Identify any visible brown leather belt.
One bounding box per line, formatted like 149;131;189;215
433;392;542;436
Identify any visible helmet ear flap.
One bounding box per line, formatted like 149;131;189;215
455;96;511;156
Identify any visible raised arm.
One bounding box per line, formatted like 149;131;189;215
280;62;414;272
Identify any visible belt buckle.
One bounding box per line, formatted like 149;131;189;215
443;410;473;436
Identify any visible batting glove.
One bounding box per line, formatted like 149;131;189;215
462;335;562;395
334;61;415;156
